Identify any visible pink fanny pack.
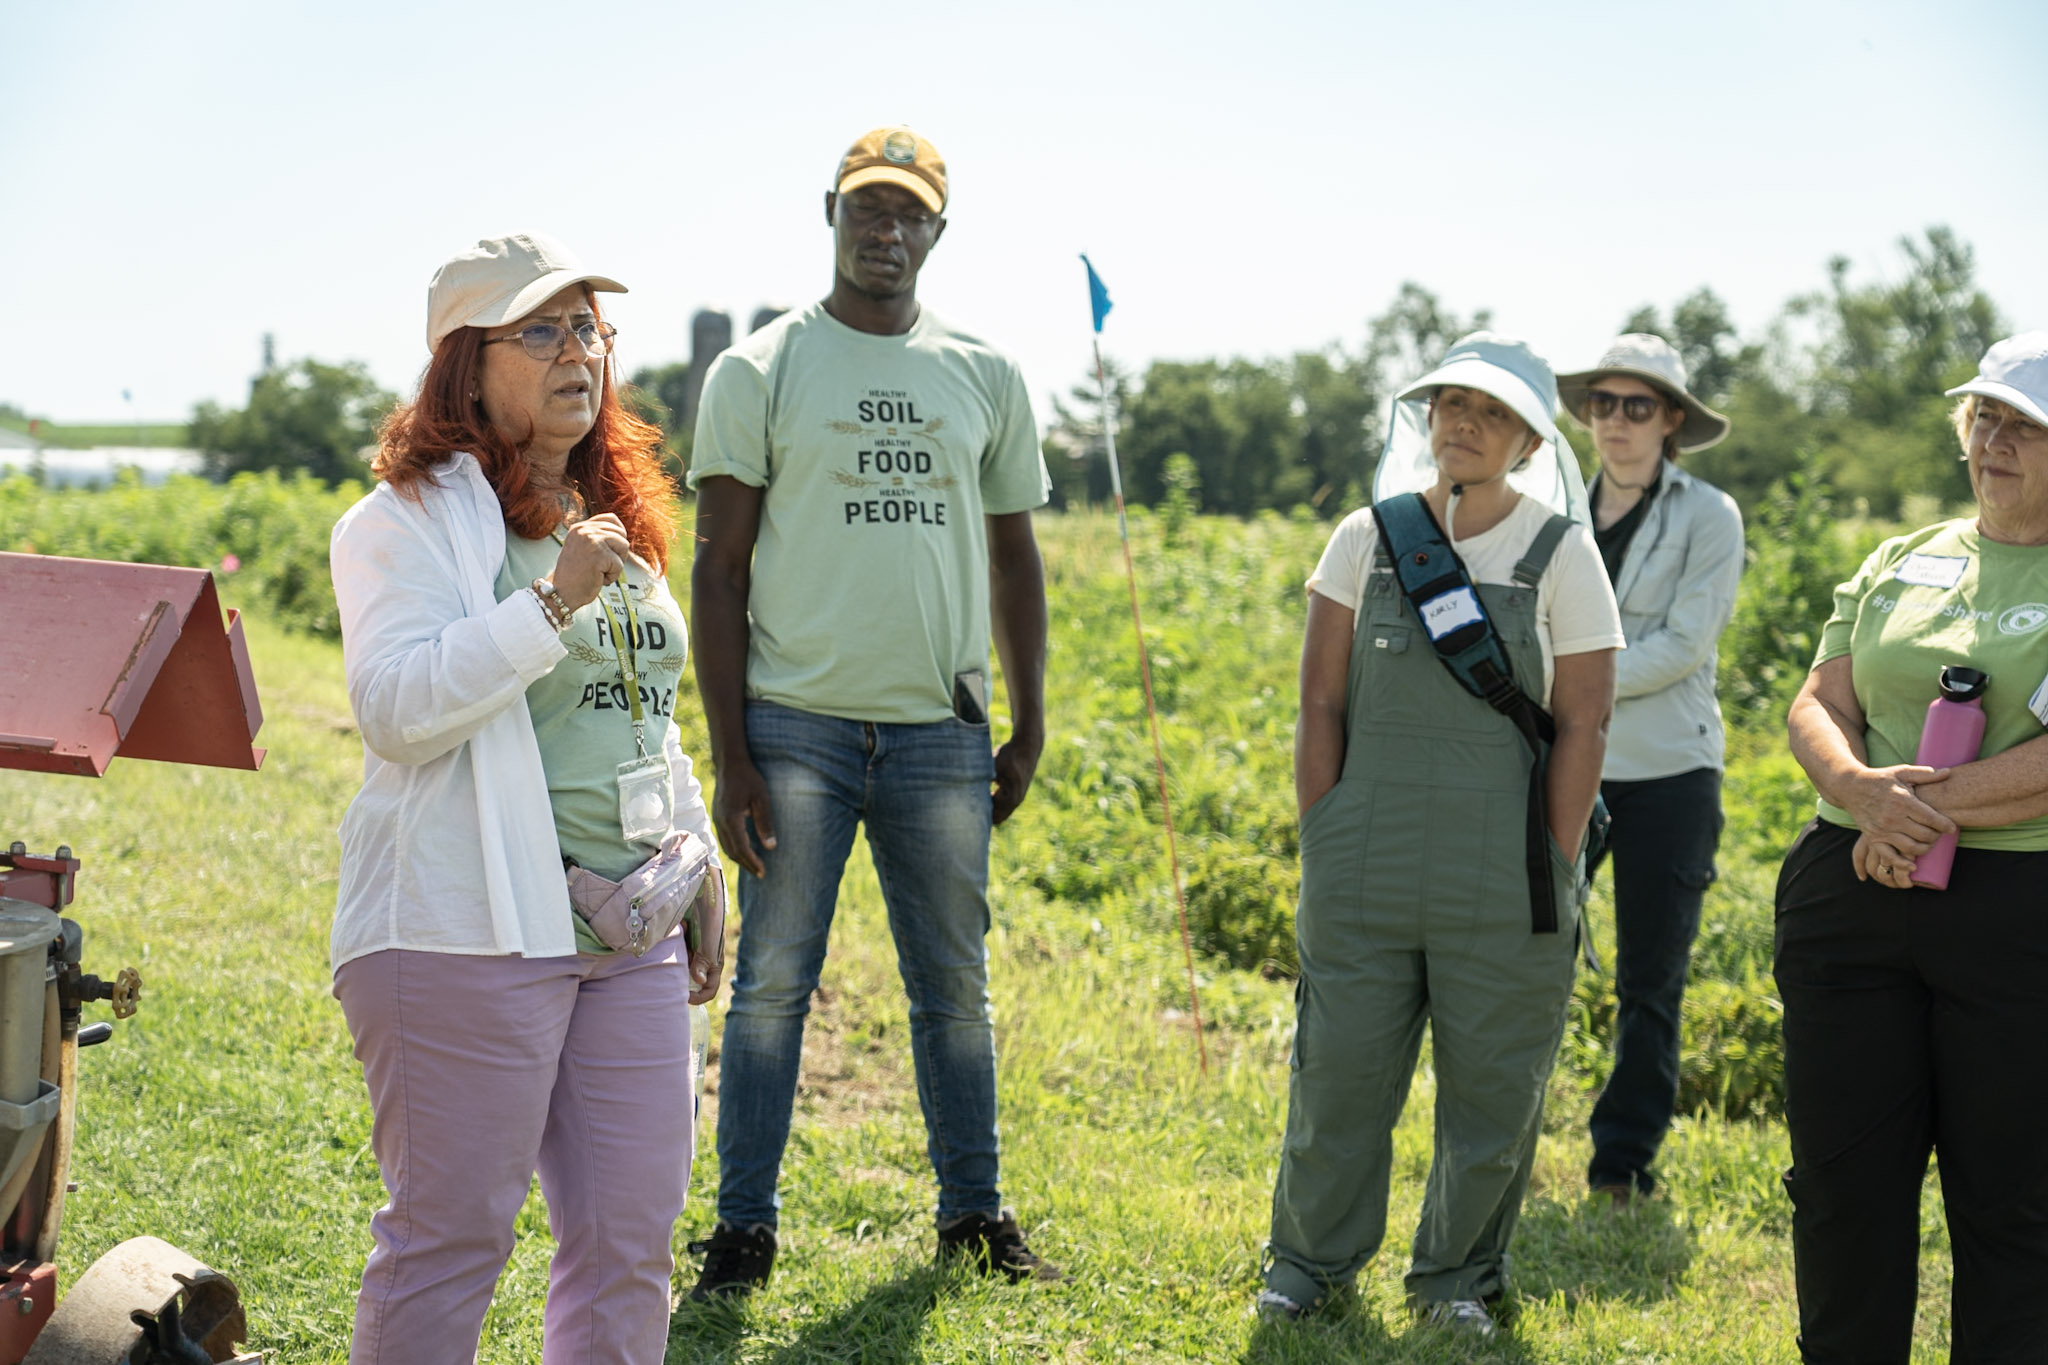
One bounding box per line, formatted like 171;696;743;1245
564;830;722;958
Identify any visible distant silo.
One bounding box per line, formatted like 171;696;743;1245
682;309;734;431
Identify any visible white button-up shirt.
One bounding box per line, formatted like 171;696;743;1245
327;453;710;972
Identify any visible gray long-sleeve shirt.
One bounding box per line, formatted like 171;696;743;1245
1600;461;1745;781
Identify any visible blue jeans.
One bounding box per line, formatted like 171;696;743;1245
1586;766;1723;1194
714;700;1000;1228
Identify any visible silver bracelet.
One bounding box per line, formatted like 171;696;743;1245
532;577;573;628
528;585;569;633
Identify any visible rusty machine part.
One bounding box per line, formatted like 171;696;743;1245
19;1241;249;1365
0;555;266;1363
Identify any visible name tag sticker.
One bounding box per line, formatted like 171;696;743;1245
1894;553;1968;590
2030;674;2048;729
1419;587;1484;641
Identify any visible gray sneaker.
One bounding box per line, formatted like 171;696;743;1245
1252;1288;1307;1323
1421;1297;1497;1338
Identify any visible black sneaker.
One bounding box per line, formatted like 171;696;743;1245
685;1221;777;1301
935;1208;1062;1283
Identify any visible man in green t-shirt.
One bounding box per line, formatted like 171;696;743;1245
686;126;1055;1300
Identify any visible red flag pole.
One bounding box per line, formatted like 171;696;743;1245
1092;335;1209;1075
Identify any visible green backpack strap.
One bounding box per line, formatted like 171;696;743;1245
1513;513;1574;587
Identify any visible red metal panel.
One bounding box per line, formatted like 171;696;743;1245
0;555;263;777
0;850;77;911
0;1262;56;1365
119;580;265;772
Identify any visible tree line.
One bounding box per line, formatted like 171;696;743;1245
176;226;2004;524
1046;226;2004;522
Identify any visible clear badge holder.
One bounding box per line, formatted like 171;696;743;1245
617;752;672;842
597;575;673;842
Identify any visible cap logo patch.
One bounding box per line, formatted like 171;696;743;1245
883;131;918;165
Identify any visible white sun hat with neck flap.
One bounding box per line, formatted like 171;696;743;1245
425;232;627;354
1372;330;1588;527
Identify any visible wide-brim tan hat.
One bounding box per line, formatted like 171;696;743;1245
426;232;626;354
1557;333;1730;454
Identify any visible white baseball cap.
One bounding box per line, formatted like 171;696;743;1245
1947;332;2048;427
425;232;627;354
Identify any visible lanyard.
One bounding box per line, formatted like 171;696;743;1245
554;528;650;757
599;582;648;757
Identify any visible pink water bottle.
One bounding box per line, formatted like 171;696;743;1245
1910;665;1988;890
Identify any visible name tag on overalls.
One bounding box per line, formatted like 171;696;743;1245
1419;587;1484;642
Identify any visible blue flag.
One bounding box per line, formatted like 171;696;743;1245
1081;255;1113;333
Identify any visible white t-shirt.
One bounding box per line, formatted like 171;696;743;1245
1308;495;1625;707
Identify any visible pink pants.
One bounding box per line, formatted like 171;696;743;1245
334;942;693;1365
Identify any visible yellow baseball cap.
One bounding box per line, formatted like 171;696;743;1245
834;127;947;214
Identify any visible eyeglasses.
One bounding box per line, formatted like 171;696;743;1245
483;321;618;361
1586;389;1667;424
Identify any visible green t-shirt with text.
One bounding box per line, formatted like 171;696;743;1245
1813;518;2048;850
496;535;691;951
687;303;1050;724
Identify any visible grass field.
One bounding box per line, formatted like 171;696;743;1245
0;511;1960;1362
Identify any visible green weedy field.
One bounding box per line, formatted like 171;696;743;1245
0;500;1959;1362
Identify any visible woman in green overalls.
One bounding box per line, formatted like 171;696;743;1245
1259;333;1623;1338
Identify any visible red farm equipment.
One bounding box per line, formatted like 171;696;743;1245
0;553;264;1364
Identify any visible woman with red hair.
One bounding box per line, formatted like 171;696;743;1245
328;233;721;1364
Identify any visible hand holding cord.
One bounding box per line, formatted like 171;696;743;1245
549;513;634;611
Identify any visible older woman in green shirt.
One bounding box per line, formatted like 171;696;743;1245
1778;332;2048;1361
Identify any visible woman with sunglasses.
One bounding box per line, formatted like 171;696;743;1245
1778;334;2048;1358
1555;335;1742;1206
328;233;723;1364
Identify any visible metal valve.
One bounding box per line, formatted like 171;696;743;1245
108;968;141;1020
65;967;144;1021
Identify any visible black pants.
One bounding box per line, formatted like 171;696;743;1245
1586;766;1722;1193
1775;819;2048;1363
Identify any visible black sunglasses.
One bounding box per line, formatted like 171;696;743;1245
1586;389;1667;424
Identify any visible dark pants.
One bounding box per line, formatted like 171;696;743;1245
1585;766;1722;1194
1775;819;2048;1363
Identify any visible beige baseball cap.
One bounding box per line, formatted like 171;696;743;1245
425;232;627;353
834;127;947;213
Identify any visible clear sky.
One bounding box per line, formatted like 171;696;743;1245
4;0;2043;426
